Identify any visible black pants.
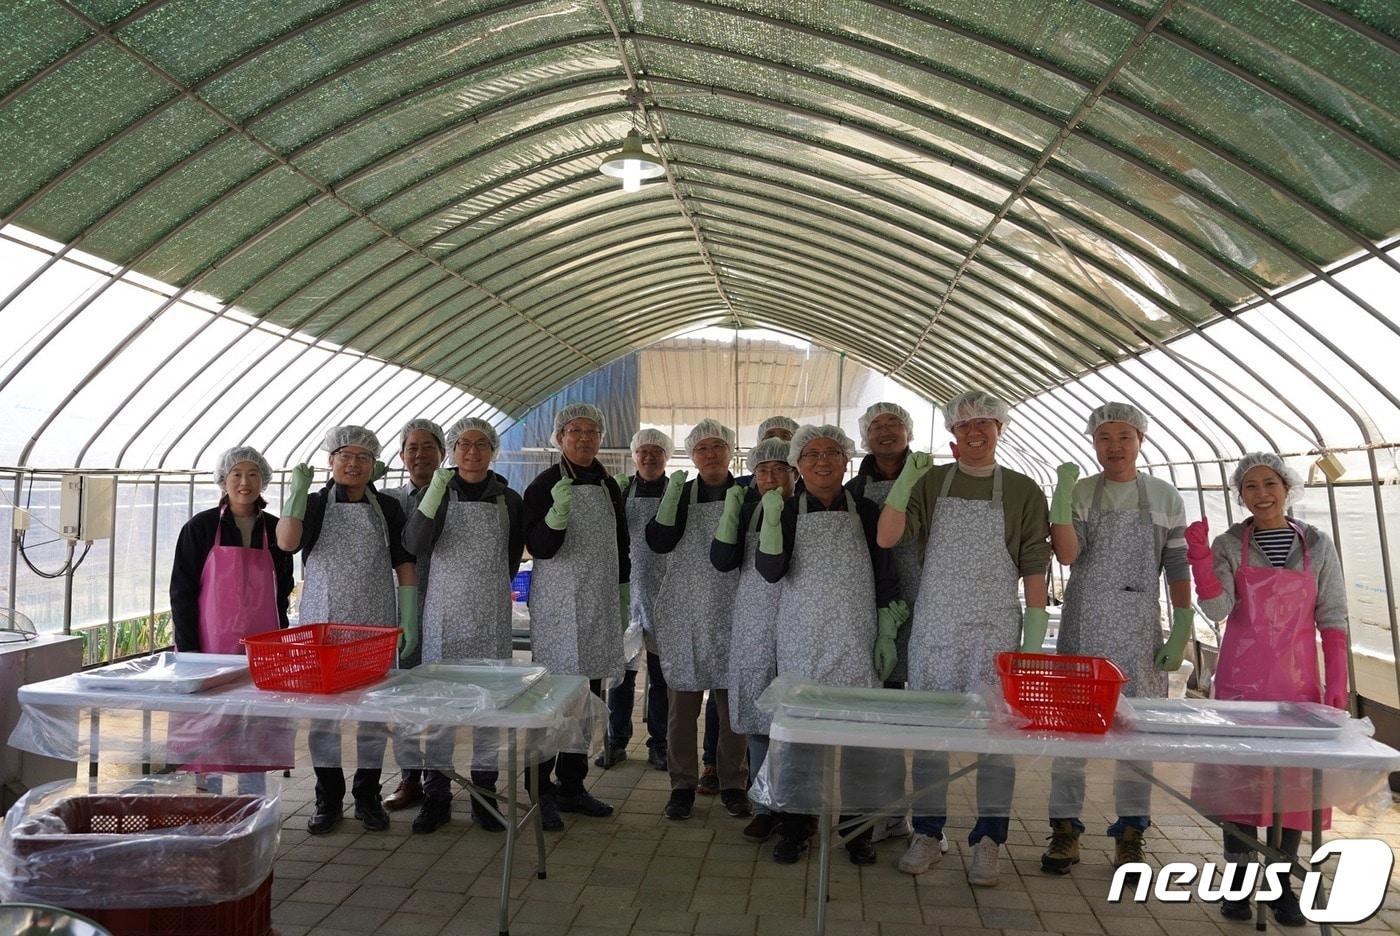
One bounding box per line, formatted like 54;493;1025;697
314;767;382;806
702;690;718;767
1224;825;1302;859
423;769;499;799
607;652;669;752
777;813;872;846
528;678;604;799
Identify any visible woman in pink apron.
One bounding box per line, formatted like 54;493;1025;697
169;446;295;789
1186;452;1351;928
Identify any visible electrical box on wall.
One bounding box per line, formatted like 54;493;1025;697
57;475;115;541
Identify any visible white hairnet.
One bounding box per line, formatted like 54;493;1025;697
685;418;736;451
1084;402;1150;436
323;425;381;457
1231;452;1304;506
216;446;271;488
788;424;856;467
399;418;445;453
551;402;606;439
858;401;914;441
942;390;1011;431
630;428;674;457
447;415;499;453
757;415;799;439
747;437;791;472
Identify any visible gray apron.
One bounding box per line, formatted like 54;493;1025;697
420;493;513;663
729;505;782;734
625;476;666;657
1057;475;1166;698
653;482;741;691
775;491;878;688
860;476;924;683
527;480;623;679
299;485;397;627
907;467;1021;693
389;483;429;668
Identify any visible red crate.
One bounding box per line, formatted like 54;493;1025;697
72;873;272;936
996;652;1128;734
243;623;399;693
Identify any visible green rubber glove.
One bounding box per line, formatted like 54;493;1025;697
884;451;932;513
715;484;746;545
873;600;908;682
282;463;313;521
397;585;418;656
544;477;574;531
612;472;630;492
758;489;785;555
370;460;388;485
1155;607;1194;671
620;582;631;630
417;468;455;519
1019;607;1049;653
1049;462;1079;525
654;469;688;526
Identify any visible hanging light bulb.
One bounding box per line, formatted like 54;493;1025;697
599;129;665;192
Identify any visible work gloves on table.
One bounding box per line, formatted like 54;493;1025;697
1049;462;1079;526
873;600;910;682
883;452;932;513
714;484;746;545
417;468;455;519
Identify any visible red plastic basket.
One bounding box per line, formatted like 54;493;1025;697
996;652;1128;734
72;873;272;936
242;623;399;693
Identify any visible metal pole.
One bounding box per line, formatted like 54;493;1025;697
7;470;21;614
1364;449;1400;705
835;351;845;432
61;540;75;635
148;476;160;655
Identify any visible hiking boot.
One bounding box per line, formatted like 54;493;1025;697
665;788;695;821
383;775;423;811
697;765;719;795
1113;826;1145;868
720;789;752;818
1041;819;1082;874
967;838;1000;887
897;832;944;875
306;801;342;835
411;795;452;834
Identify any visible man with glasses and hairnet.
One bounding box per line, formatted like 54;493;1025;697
277;425;418;834
521;403;628;828
382;417;446;813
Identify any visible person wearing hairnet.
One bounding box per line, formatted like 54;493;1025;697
400;416;524;833
169;446;295;792
599;428;675;771
709;435;794;841
646;419;750;822
1186;452;1350;927
877;391;1050;885
276;426;418;834
382;417;446;813
521;402;628;828
758;425;907;865
734;415;799;487
1041;403;1192;874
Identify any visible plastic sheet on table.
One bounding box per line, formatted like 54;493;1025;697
10;670;608;773
756;675;1025;731
364;660;547;712
0;775;278;909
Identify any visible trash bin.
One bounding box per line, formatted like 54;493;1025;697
1;777;279;936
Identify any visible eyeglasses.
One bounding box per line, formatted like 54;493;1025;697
402;443;442;456
332;450;374;465
798;448;846;462
952;418;998;434
563;428;601;440
455;440;493;452
691;442;729;457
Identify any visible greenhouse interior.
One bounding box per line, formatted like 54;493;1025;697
1;0;1398;934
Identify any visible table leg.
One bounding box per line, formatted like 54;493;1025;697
1313;768;1330;936
498;730;519;936
1259;768;1283;933
87;707;100;787
815;809;832;936
530;759;547;879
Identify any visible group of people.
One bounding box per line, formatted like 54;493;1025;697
168;389;1352;928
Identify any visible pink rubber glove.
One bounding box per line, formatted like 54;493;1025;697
1185;519;1223;600
1321;628;1350;710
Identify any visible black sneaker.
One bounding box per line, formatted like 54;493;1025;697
537;795;564;831
307;801;342;835
720;789;752;818
411;796;452;834
665;788;696;821
1267;886;1307;928
471;795;505;833
354;797;390;832
773;835;806;864
743;813;778;842
647;747;668;771
556;791;614;818
1219;898;1252;921
594;747;628;769
846;835;877;866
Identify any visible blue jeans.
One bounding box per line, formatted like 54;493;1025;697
747;734;771;815
912;752;1016;845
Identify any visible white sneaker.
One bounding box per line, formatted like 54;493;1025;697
939;831;949;853
897;832;944;875
967;838;1000;887
871;814;911;843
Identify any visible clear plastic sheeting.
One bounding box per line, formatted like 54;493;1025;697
0;775;279;909
749;680;1399;819
10;663;605;773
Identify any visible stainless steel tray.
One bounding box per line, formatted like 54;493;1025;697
73;652;249;694
781;683;991;729
1119;698;1345;739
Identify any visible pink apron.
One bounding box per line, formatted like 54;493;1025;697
1192;520;1326;830
170;511;292;772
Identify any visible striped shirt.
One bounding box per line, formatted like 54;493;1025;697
1252;527;1297;568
